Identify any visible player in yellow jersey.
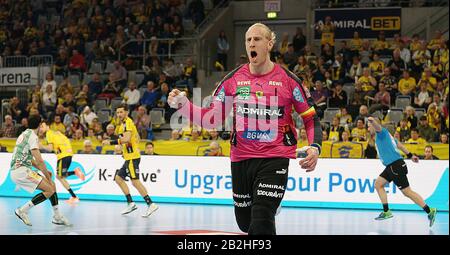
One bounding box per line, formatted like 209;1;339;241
103;104;158;217
39;121;85;204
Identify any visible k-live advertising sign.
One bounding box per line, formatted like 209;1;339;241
0;67;38;86
314;8;401;39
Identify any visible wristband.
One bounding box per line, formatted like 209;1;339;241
297;145;320;156
310;143;322;155
407;152;413;159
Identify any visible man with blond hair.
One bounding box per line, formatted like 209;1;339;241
168;23;322;235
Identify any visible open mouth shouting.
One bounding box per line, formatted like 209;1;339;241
250;51;257;61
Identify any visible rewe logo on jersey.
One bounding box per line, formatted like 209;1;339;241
237;81;251;86
269;81;283;87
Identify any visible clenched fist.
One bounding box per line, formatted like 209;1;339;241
168;89;188;109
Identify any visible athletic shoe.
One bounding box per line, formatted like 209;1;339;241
52;214;72;226
428;208;437;227
142;203;159;217
374;210;393;220
66;197;80;204
121;202;137;215
15;208;32;226
74;168;85;181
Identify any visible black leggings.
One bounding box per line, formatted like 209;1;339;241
231;157;289;235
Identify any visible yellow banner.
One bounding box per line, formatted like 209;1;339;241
0;138;448;159
403;143;449;160
329;142;365;158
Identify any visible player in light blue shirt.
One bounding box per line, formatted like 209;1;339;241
367;117;437;227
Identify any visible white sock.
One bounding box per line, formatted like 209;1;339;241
20;201;34;213
53;205;61;217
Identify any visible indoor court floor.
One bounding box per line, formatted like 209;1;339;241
0;197;448;235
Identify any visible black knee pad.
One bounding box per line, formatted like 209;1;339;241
49;192;58;206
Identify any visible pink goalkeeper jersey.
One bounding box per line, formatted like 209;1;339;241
179;63;322;162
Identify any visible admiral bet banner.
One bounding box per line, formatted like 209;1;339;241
314;8;401;39
0;154;447;211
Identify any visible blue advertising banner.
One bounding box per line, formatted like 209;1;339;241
314;8;402;39
0;154;448;212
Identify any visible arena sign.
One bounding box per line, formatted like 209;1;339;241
0;67;38;86
0;154;447;211
314;7;402;39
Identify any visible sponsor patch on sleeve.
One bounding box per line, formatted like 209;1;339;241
293;87;304;103
215;86;225;102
